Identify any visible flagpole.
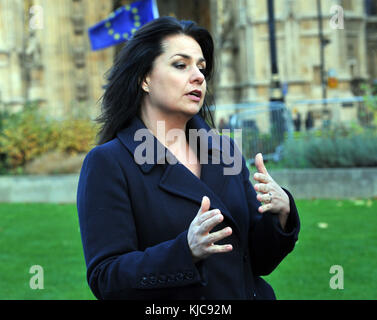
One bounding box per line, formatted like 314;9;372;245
267;0;285;145
152;0;160;18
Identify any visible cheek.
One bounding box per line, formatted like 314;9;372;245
149;82;180;107
151;72;185;96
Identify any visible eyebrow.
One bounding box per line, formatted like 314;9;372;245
169;53;206;64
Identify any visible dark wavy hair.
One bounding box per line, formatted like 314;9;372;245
95;16;216;145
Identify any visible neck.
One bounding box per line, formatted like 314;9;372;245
140;105;190;150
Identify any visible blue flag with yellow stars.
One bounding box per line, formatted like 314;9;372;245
88;0;159;51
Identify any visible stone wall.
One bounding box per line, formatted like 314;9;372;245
0;168;376;203
270;168;377;199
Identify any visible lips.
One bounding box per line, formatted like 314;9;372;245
188;90;202;98
186;89;202;102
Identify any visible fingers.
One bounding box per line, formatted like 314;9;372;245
258;203;273;213
202;226;233;255
196;208;227;236
255;182;274;213
199;211;224;234
257;192;273;203
253;153;272;194
196;196;224;229
256;192;274;213
188;196;233;261
255;153;268;175
254;183;270;193
198;196;210;215
252;156;290;216
208;243;233;254
206;227;233;246
196;208;220;225
253;166;274;213
253;172;269;183
195;196;218;227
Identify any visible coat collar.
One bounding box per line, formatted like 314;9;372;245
117;113;226;173
116;113;241;235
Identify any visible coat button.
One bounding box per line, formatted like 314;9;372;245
158;274;167;284
149;275;157;285
176;272;184;281
140;276;148;286
167;273;175;283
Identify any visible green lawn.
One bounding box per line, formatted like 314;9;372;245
0;199;376;300
0;203;95;300
264;198;377;300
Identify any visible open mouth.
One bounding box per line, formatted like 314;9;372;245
186;90;202;101
189;90;202;98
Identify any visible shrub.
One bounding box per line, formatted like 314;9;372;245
0;105;55;169
281;125;377;168
0;105;98;174
56;118;98;156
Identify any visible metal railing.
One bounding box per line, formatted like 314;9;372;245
212;96;376;165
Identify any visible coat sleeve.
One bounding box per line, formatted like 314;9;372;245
77;146;207;300
240;155;300;276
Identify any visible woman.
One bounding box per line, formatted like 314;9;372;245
77;16;300;300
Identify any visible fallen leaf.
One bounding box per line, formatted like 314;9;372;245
317;222;328;229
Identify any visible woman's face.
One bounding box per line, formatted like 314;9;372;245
142;34;207;119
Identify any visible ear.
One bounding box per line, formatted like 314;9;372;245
141;76;150;93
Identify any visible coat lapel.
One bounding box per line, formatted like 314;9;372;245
158;158;239;234
117;114;241;235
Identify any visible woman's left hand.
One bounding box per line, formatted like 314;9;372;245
252;153;290;230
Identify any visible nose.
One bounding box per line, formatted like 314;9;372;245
190;66;205;85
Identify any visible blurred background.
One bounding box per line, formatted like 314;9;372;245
0;0;376;300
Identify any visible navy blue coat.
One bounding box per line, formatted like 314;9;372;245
76;113;300;300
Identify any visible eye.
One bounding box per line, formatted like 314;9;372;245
173;62;186;70
199;67;207;76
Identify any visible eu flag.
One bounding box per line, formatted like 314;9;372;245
88;0;159;51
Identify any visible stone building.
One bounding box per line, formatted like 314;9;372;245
0;0;376;129
211;0;377;129
0;0;211;119
0;0;115;118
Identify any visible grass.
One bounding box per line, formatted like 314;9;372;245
0;203;95;300
0;199;376;300
263;198;377;300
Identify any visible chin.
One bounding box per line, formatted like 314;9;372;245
169;102;203;120
185;102;203;115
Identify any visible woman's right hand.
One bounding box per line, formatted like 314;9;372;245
187;196;233;263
